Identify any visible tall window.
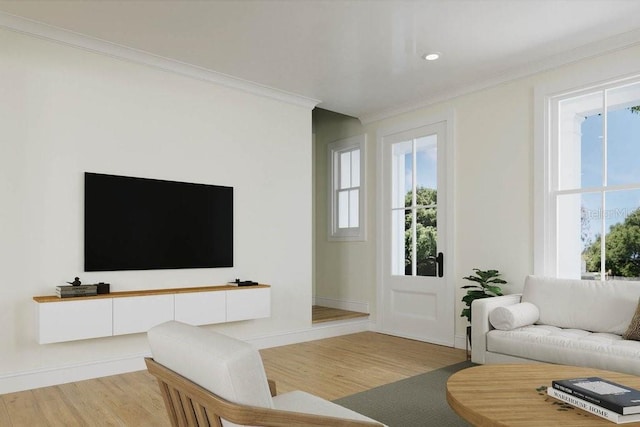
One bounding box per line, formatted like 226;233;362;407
546;78;640;280
328;135;365;241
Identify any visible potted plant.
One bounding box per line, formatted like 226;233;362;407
461;268;506;347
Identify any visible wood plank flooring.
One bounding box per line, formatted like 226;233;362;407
0;331;466;426
261;331;466;400
311;305;369;324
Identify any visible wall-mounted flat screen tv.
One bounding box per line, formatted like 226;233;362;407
84;172;233;271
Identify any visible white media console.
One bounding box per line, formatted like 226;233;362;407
33;285;271;344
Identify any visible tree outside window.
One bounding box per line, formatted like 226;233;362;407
404;187;437;276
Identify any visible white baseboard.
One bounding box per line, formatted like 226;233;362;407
313;297;369;314
0;320;374;394
0;353;148;395
248;318;374;349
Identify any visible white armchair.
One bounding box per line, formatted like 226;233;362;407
146;321;385;427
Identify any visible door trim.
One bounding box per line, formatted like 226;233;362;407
375;109;456;344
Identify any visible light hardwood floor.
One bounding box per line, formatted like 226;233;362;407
0;332;466;426
311;305;369;324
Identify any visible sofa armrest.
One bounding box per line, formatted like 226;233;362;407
471;294;522;364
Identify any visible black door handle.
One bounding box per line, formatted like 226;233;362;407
426;252;445;277
436;252;444;277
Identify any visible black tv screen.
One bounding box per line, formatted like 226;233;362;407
84;173;233;271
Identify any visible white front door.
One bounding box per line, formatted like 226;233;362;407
378;119;454;346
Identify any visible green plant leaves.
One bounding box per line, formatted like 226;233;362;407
460;268;506;322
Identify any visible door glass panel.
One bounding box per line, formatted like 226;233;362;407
416;206;437;277
391;209;410;275
415;135;437;193
392;140;413;209
391;135;438;277
404;209;415;276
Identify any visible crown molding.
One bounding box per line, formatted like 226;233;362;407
0;11;320;110
359;27;640;124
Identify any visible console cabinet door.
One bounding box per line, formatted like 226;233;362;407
227;287;271;322
34;286;271;343
174;291;226;325
112;295;174;335
36;299;113;344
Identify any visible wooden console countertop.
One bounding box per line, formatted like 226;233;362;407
33;284;270;303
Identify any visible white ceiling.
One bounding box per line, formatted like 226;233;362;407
2;0;640;121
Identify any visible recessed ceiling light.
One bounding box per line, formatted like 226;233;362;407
423;52;441;61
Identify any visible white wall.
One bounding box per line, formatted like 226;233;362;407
0;27;313;392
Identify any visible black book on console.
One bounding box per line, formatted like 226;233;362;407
552;377;640;415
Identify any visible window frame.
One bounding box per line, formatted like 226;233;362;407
535;73;640;278
327;134;366;241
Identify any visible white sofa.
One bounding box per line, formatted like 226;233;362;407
471;275;640;375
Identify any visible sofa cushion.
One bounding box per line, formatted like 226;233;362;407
521;276;640;335
489;302;539;330
623;298;640;341
487;325;640;376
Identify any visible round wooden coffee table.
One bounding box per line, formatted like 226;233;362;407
447;364;640;426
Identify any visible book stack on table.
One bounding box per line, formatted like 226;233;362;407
56;285;98;298
548;376;640;424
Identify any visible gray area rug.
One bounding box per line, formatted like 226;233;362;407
334;361;474;427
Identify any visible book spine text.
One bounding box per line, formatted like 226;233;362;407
547;387;636;423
